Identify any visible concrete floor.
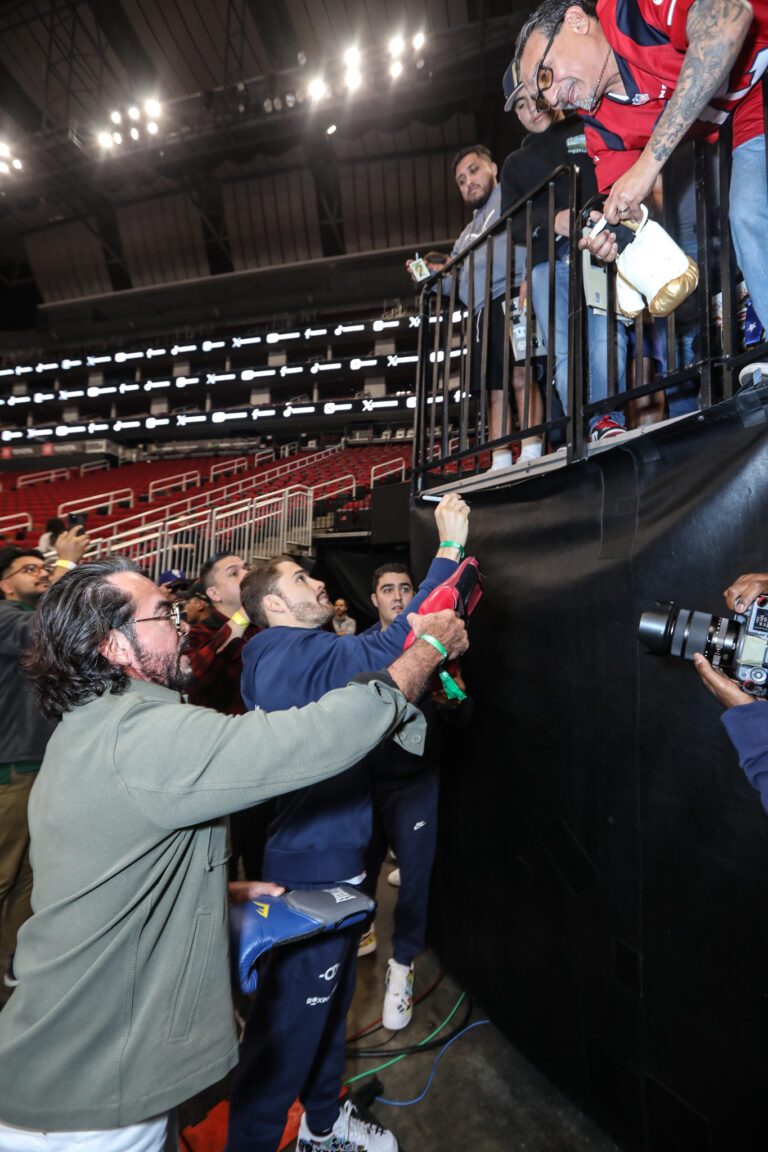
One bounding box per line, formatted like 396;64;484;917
0;864;621;1151
344;863;620;1152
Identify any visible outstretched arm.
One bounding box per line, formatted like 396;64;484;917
603;0;753;224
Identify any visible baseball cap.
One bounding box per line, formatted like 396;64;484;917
178;579;210;605
503;60;524;112
159;568;188;588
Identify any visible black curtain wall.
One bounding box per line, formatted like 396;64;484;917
412;388;768;1152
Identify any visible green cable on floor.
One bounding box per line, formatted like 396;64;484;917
344;992;466;1085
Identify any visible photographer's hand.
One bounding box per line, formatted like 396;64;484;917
723;574;768;614
694;653;756;709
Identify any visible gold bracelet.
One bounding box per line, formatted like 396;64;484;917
230;610;249;628
54;559;76;570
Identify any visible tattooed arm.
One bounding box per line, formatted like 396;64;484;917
602;0;753;226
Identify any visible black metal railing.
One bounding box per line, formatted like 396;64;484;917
412;94;768;492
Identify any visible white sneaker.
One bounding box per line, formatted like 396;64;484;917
387;867;400;887
515;442;543;465
297;1098;397;1151
489;449;513;470
382;958;413;1031
357;924;377;957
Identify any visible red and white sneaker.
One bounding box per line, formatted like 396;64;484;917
590;415;626;441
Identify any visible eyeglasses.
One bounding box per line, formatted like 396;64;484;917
534;19;563;111
133;601;183;634
2;563;47;579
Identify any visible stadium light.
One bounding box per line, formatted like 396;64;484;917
145;99;161;118
389;36;404;56
110;110;122;124
390;60;403;79
413;32;425;50
97;132;113;148
308;77;327;101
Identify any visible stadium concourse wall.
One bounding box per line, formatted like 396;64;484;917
411;389;768;1152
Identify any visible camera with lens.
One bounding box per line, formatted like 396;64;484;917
638;597;768;696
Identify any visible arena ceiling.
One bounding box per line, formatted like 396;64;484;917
0;0;530;350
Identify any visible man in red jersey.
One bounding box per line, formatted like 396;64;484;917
514;0;768;332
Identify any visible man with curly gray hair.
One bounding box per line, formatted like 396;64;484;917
0;557;467;1152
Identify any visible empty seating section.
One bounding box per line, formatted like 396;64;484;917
0;445;411;549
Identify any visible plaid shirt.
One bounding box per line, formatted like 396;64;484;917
185;608;258;715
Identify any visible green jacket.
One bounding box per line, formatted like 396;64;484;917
0;673;425;1131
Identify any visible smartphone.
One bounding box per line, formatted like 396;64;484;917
67;512;87;533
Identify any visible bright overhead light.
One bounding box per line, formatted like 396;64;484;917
145;99;161;118
413;32;425;50
110;110;122;124
389;36;404;57
326;123;337;135
11;158;21;170
390;60;403;78
308;77;327;101
0;144;9;158
130;127;140;140
344;46;360;66
285;91;296;108
0;163;8;174
98;132;113;148
128;106;140;120
147;121;159;135
345;69;361;91
273;94;283;111
112;131;122;144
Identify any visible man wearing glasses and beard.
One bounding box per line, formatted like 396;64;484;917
0;556;466;1152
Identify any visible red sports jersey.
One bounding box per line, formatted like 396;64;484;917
582;0;768;189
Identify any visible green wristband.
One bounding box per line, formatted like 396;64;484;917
438;668;467;701
440;540;465;559
419;633;448;663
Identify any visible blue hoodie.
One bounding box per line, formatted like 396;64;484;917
240;556;457;885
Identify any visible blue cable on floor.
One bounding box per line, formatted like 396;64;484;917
375;1019;491;1107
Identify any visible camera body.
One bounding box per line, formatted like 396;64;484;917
638;596;768;696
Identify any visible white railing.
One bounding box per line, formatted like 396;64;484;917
18;468;70;488
300;474;357;504
160;508;215;582
79;460;109;476
86;446;345;546
87;489;313;578
58;487;134;516
253;448;274;468
370;459;406;487
209;457;248;483
147;470;201;502
0;512;32;537
283;488;313;551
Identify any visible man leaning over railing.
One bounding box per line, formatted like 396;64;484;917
501;61;630;444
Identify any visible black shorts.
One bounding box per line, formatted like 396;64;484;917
470;297;507;392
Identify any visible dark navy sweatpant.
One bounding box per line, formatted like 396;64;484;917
225;925;359;1152
362;767;439;966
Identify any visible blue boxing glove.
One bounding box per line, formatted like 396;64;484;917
230;884;375;993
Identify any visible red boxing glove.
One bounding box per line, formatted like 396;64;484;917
403;557;484;696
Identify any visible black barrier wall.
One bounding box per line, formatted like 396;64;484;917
411;392;768;1152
